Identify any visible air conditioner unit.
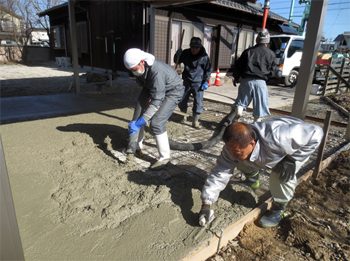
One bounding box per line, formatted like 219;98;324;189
55;57;71;67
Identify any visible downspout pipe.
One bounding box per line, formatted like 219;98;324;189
262;0;270;29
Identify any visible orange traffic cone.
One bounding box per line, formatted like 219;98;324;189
214;68;222;86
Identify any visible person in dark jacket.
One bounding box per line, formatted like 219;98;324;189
231;29;277;122
123;48;185;170
174;37;212;128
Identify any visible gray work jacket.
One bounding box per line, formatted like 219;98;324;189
201;116;324;205
136;59;184;107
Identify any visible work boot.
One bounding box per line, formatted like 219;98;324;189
236;172;260;190
135;149;144;160
178;109;187;123
259;202;287;228
192;113;200;128
254;117;262;122
150;158;170;170
234;106;243;119
150;131;171;171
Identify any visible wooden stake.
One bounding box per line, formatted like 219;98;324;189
312;110;332;179
175;29;185;70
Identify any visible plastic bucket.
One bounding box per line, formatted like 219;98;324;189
310;84;321;95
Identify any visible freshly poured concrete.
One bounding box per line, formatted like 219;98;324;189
1;98;258;260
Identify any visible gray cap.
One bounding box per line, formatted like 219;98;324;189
256;29;270;44
190;37;202;47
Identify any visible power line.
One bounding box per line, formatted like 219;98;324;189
277;7;350;14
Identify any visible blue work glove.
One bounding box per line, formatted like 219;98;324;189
175;49;182;56
273;156;296;183
201;82;208;90
128;117;146;136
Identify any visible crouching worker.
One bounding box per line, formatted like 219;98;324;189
199;116;323;228
123;48;185;170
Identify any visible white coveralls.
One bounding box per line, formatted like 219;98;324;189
201;116;323;205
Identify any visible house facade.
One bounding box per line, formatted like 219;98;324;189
38;0;298;73
28;28;50;46
0;5;24;45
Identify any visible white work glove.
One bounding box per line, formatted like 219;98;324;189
199;204;215;227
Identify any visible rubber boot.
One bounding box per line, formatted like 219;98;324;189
192;113;200;128
236;171;260;190
259;202;287;228
150;131;171;171
180;109;187;123
235;106;244;119
254;117;262;122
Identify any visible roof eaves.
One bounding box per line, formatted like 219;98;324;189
0;5;23;19
37;2;68;17
210;0;291;24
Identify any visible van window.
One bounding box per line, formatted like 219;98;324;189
287;40;304;58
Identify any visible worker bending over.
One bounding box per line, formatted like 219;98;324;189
199;116;323;228
124;48;185;170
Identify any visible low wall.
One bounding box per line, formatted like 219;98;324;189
0;45;50;63
0;46;22;63
25;46;50;62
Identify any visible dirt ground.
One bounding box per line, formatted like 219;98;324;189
208;150;350;261
1;62;350;260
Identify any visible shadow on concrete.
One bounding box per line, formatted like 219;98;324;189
0;93;135;125
127;165;257;227
57;123;129;159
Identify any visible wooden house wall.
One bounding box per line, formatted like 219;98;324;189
155;3;282;69
44;1;284;71
46;1;145;72
88;1;144;72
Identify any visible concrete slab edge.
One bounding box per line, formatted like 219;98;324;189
182;141;350;261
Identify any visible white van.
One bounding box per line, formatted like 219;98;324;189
268;34;305;87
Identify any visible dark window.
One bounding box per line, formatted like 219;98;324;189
287;40;304;58
76;21;89;53
1;20;14;32
52;26;65;49
268;37;290;58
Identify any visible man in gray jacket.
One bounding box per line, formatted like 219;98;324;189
124;48;185;170
199;116;323;228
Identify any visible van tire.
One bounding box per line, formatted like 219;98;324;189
284;70;299;87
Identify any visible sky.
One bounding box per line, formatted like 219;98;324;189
256;0;350;43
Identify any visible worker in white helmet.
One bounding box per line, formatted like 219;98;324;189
123;48;185;170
